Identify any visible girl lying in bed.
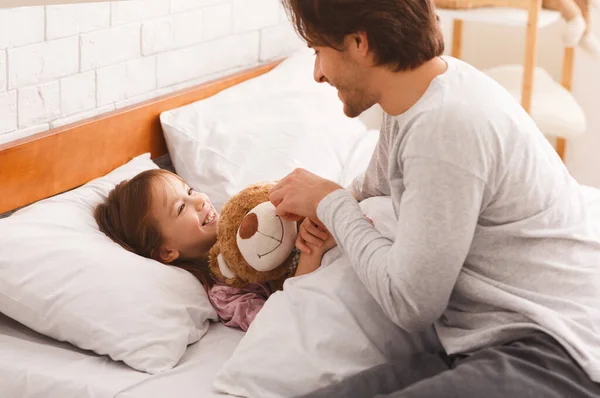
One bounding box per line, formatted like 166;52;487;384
94;168;337;331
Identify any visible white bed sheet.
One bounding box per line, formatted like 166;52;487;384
0;312;243;398
2;184;599;398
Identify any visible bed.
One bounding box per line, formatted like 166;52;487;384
1;50;600;398
0;51;384;398
0;313;244;398
0;59;281;398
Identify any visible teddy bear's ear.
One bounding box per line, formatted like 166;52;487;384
217;253;237;279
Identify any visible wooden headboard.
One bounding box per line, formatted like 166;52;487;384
0;60;282;215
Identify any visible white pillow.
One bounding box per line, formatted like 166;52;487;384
160;48;368;211
0;153;218;374
213;197;440;398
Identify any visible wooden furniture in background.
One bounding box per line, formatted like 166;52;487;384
558;47;576;158
439;0;581;161
0;60;282;215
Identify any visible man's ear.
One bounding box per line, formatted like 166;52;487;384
155;245;180;264
347;31;369;57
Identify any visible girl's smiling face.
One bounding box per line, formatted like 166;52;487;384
150;173;220;263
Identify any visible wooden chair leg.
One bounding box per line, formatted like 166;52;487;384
557;48;574;163
561;47;575;91
556;138;567;161
521;0;542;113
452;19;463;59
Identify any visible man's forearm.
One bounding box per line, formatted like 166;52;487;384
316;159;484;332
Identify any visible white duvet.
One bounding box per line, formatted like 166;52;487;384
215;187;600;398
213;197;441;398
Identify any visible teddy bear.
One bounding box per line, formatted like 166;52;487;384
543;0;600;54
208;183;300;290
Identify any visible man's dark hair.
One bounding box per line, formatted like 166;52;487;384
282;0;445;71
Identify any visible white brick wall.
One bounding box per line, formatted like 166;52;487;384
0;51;6;93
0;7;44;49
81;24;141;70
97;56;156;106
0;91;17;134
60;71;96;115
46;3;110;40
172;8;207;48
8;37;79;89
170;0;222;13
111;0;169;25
141;16;174;55
0;0;304;143
204;3;233;41
260;22;303;61
18;82;61;126
233;0;279;33
157;32;260;87
141;8;207;55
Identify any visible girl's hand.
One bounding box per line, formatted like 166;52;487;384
296;218;337;255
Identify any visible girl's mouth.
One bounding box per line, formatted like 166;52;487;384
202;208;216;226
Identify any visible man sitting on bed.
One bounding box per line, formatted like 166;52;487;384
268;0;600;397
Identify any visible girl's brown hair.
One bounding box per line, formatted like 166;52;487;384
94;169;214;291
282;0;445;72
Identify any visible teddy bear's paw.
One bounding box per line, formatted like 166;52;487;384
217;253;237;279
564;16;586;47
581;32;600;57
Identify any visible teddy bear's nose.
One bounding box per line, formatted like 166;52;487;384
239;213;259;239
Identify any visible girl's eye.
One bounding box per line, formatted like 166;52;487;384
188;187;194;195
178;203;185;216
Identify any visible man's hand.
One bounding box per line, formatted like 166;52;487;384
296;217;337;255
269;168;342;222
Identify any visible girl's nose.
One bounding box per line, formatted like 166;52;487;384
193;196;206;212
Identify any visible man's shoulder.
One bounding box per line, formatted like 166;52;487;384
391;93;524;176
383;58;534;151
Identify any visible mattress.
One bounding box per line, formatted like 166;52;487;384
0;312;243;398
1;184;599;398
